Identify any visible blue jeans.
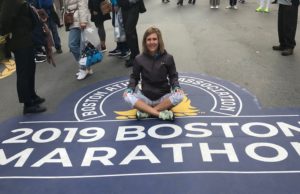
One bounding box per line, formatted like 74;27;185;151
68;28;82;62
48;18;61;50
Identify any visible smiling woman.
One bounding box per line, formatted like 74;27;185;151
123;26;185;121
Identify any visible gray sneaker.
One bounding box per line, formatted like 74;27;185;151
159;110;174;121
136;110;150;120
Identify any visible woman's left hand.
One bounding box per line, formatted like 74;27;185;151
175;88;184;95
80;22;87;30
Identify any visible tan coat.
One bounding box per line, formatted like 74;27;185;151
64;0;90;29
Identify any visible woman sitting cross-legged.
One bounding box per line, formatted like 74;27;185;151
123;26;184;121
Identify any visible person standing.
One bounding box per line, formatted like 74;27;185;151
226;0;238;9
256;0;271;12
36;0;63;53
210;0;220;8
118;0;146;67
0;0;46;114
273;0;299;56
88;0;111;52
108;0;131;58
64;0;91;80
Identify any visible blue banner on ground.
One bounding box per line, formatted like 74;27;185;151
0;73;299;194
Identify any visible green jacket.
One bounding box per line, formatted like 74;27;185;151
0;0;34;50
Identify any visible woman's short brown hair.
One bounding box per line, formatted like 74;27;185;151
142;26;165;55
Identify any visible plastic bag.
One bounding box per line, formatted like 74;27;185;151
79;30;103;67
114;9;126;42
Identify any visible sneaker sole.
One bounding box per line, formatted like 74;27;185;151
108;52;122;56
118;54;131;59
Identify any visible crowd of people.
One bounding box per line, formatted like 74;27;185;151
0;0;298;120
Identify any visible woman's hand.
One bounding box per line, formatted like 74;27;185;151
123;88;133;97
80;22;87;30
173;86;184;94
175;88;184;94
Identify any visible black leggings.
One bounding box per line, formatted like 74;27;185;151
96;22;106;42
229;0;237;6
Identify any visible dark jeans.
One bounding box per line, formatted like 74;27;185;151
48;17;62;50
13;46;37;104
122;4;140;60
230;0;237;6
117;42;130;54
278;4;298;49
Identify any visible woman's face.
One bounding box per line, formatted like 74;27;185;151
146;33;159;55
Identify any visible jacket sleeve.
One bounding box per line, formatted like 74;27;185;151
78;0;89;23
167;55;180;89
128;58;142;90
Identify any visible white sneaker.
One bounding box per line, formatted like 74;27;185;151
76;69;88;80
233;5;238;9
210;5;214;8
226;5;232;9
216;5;219;8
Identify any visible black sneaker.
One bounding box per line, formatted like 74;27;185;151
35;55;47;63
281;48;293;56
56;48;63;54
118;51;131;59
36;51;46;57
177;0;183;5
108;48;122;56
32;96;46;105
23;104;47;114
272;45;285;51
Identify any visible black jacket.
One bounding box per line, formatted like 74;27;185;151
88;0;111;26
128;52;180;100
118;0;146;13
0;0;35;50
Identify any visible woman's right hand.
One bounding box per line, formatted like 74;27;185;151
123;88;133;97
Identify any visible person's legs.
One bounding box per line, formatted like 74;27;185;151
154;98;173;112
284;5;298;49
264;0;271;12
14;47;36;104
154;92;184;111
97;22;107;52
134;100;160;117
13;47;46;113
122;4;140;66
48;18;62;52
68;28;81;62
281;5;298;55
